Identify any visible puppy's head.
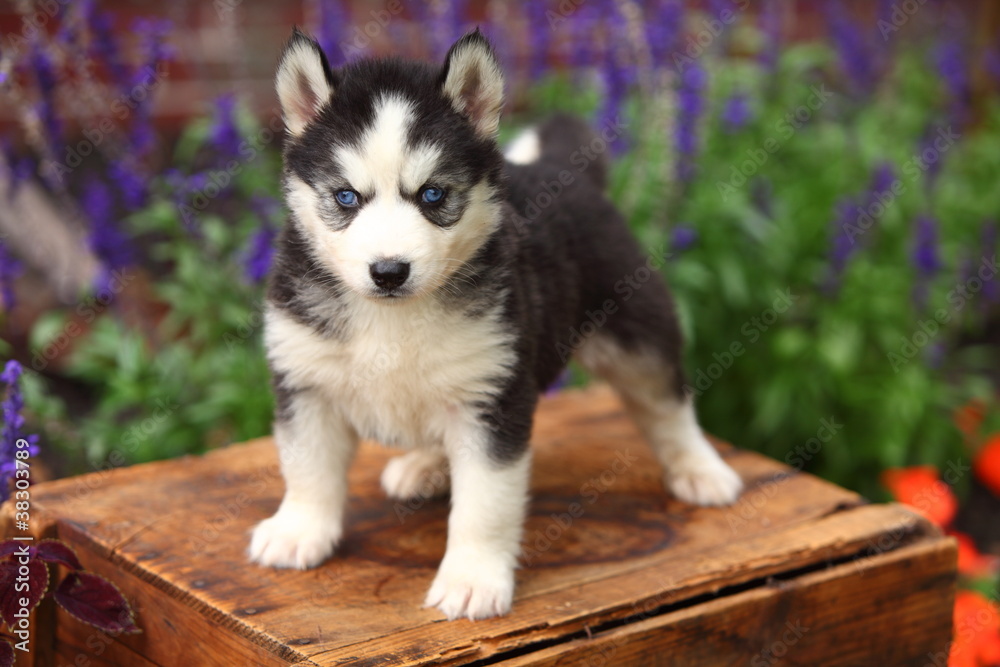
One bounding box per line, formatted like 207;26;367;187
276;28;505;300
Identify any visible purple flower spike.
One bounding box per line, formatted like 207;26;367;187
30;44;62;151
828;197;860;280
244;196;281;283
209;94;243;163
758;0;781;72
674;62;707;181
1;360;40;503
912;215;941;277
825;2;875;94
0;242;24;312
671;225;698;252
318;0;349;65
721;92;751;132
647;0;684;69
83;178;133;283
934;40;969;121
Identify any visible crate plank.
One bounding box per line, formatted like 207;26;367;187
2;385;955;666
498;539;956;666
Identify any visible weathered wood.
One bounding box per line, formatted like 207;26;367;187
2;386;956;665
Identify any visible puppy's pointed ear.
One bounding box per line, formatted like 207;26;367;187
276;28;336;137
440;29;505;138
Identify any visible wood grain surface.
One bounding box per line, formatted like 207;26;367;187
2;385;956;666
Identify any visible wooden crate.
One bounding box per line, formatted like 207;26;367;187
3;386;956;666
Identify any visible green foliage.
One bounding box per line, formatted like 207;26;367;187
23;41;1000;502
31;109;278;466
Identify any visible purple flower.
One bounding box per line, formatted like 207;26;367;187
912;215;941;276
318;0;349;65
132;17;174;69
244;196;280;283
83;178;133;284
0;241;23;312
721;92;751;132
567;5;598;69
2;139;35;198
671;225;698;252
526;0;551;80
868;161;896;197
1;360;40;502
934;41;969;121
825;3;876;93
674;62;707;181
827;197;860;281
209;94;243;162
30;43;62;151
108;160;148;210
646;0;684;69
83;0;131;91
758;0;781;72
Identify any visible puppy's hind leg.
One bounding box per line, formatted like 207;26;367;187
576;336;743;506
381;447;450;501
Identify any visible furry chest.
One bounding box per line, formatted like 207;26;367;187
266;302;515;446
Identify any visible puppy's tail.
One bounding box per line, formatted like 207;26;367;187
504;113;609;190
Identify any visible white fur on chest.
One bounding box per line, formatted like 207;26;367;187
265;297;515;447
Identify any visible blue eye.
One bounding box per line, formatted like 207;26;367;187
420;186;444;204
335;189;359;207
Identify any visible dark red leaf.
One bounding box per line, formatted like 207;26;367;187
35;540;82;570
54;572;139;635
0;542;22;560
0;555;49;628
0;637;13;667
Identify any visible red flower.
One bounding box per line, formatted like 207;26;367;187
949;531;999;577
882;465;958;527
949;591;1000;667
974;435;1000;498
955;400;986;440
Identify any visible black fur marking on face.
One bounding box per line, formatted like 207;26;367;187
267;221;349;339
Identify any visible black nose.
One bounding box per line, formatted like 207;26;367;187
369;260;410;290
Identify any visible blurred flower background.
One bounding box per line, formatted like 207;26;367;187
0;0;999;660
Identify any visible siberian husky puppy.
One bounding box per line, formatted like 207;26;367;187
249;28;743;620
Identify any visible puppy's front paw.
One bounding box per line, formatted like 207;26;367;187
425;552;514;620
248;504;341;569
381;450;449;501
665;450;743;507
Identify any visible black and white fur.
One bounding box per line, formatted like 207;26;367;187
249;28;743;620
